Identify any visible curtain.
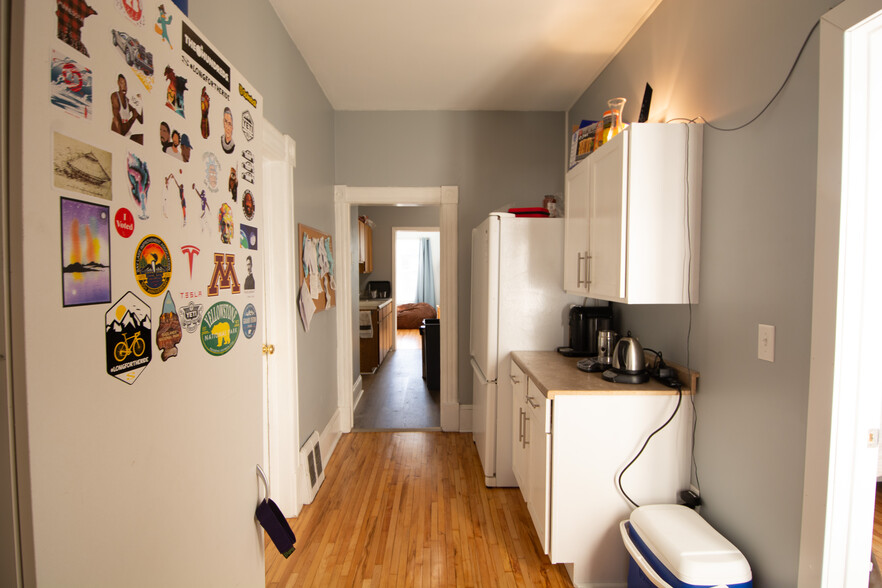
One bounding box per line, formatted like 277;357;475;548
415;238;436;308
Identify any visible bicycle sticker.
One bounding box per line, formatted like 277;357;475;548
134;234;172;296
156;291;182;361
105;291;152;385
200;301;240;356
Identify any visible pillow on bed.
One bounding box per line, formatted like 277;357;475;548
396;303;436;329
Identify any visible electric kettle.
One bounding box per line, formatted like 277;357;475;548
602;332;650;384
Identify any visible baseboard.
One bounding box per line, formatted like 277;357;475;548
321;407;342;462
440;402;460;432
352;376;364;410
458;404;473;432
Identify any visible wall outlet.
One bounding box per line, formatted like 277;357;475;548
758;324;775;362
690;484;700;496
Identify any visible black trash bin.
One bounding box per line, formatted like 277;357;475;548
422;318;440;391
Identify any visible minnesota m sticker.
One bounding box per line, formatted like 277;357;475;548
207;253;241;296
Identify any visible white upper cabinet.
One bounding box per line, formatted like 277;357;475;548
563;123;702;304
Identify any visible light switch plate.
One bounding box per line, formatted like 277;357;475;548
758;324;775;362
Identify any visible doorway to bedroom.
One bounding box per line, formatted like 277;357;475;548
354;205;441;431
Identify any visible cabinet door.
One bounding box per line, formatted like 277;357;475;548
563;158;590;295
526;379;550;554
510;362;529;497
587;132;628;301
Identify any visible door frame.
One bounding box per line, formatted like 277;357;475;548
334;187;459;432
799;1;882;584
261;122;301;515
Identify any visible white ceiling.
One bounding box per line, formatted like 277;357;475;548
268;0;663;111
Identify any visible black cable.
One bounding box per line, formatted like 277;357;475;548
684;125;700;497
666;19;820;132
617;385;683;509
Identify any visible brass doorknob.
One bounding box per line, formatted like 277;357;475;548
262;344;275;355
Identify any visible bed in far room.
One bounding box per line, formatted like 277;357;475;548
397;302;436;329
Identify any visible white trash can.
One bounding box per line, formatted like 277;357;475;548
619;504;752;588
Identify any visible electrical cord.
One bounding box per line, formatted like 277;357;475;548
666;19;820;132
684;124;700;497
617;384;683;509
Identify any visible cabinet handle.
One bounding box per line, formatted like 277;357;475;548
577;252;592;287
584;252;591;286
518;408;525;443
523;413;530;447
511;374;520;384
526;395;540;409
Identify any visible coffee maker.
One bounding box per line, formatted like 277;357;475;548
557;305;613;357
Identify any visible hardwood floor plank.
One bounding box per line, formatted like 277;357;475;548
266;432;572;587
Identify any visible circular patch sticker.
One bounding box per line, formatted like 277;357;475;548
242;190;255;221
200;301;240;356
242;303;257;339
115;207;135;238
134;235;172;296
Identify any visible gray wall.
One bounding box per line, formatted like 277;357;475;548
569;0;830;584
357;205;440;295
190;0;338;446
335;111;565;404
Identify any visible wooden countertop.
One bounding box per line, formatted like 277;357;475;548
511;351;698;399
359;298;392;310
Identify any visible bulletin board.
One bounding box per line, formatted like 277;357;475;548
298;223;335;331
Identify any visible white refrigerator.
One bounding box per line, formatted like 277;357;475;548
470;212;583;487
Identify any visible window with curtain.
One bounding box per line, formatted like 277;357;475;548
395;230;439;306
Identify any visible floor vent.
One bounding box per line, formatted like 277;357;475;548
300;431;325;504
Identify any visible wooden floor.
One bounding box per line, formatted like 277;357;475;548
266;432;573;587
354;330;439;430
397;329;421;350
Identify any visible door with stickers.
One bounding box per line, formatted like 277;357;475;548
13;2;266;585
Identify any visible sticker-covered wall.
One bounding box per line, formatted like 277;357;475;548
14;0;265;584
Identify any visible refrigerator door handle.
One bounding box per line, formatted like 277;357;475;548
470;357;495;384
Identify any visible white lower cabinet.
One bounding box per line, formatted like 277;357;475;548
510;356;692;586
511;363;551;552
526;379;550;553
510;362;529;492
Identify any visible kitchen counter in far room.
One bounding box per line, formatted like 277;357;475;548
359;299;394;373
359;297;392;310
510;350;698;399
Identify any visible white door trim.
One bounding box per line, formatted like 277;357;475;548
261;121;301;515
799;2;882;585
334;186;460;432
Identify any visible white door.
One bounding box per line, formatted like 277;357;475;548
471;358;497;480
564;159;591;295
469;215;499;380
588;132;628;301
262;127;299;516
13;4;266;585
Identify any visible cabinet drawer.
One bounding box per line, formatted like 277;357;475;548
527;380;550;433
